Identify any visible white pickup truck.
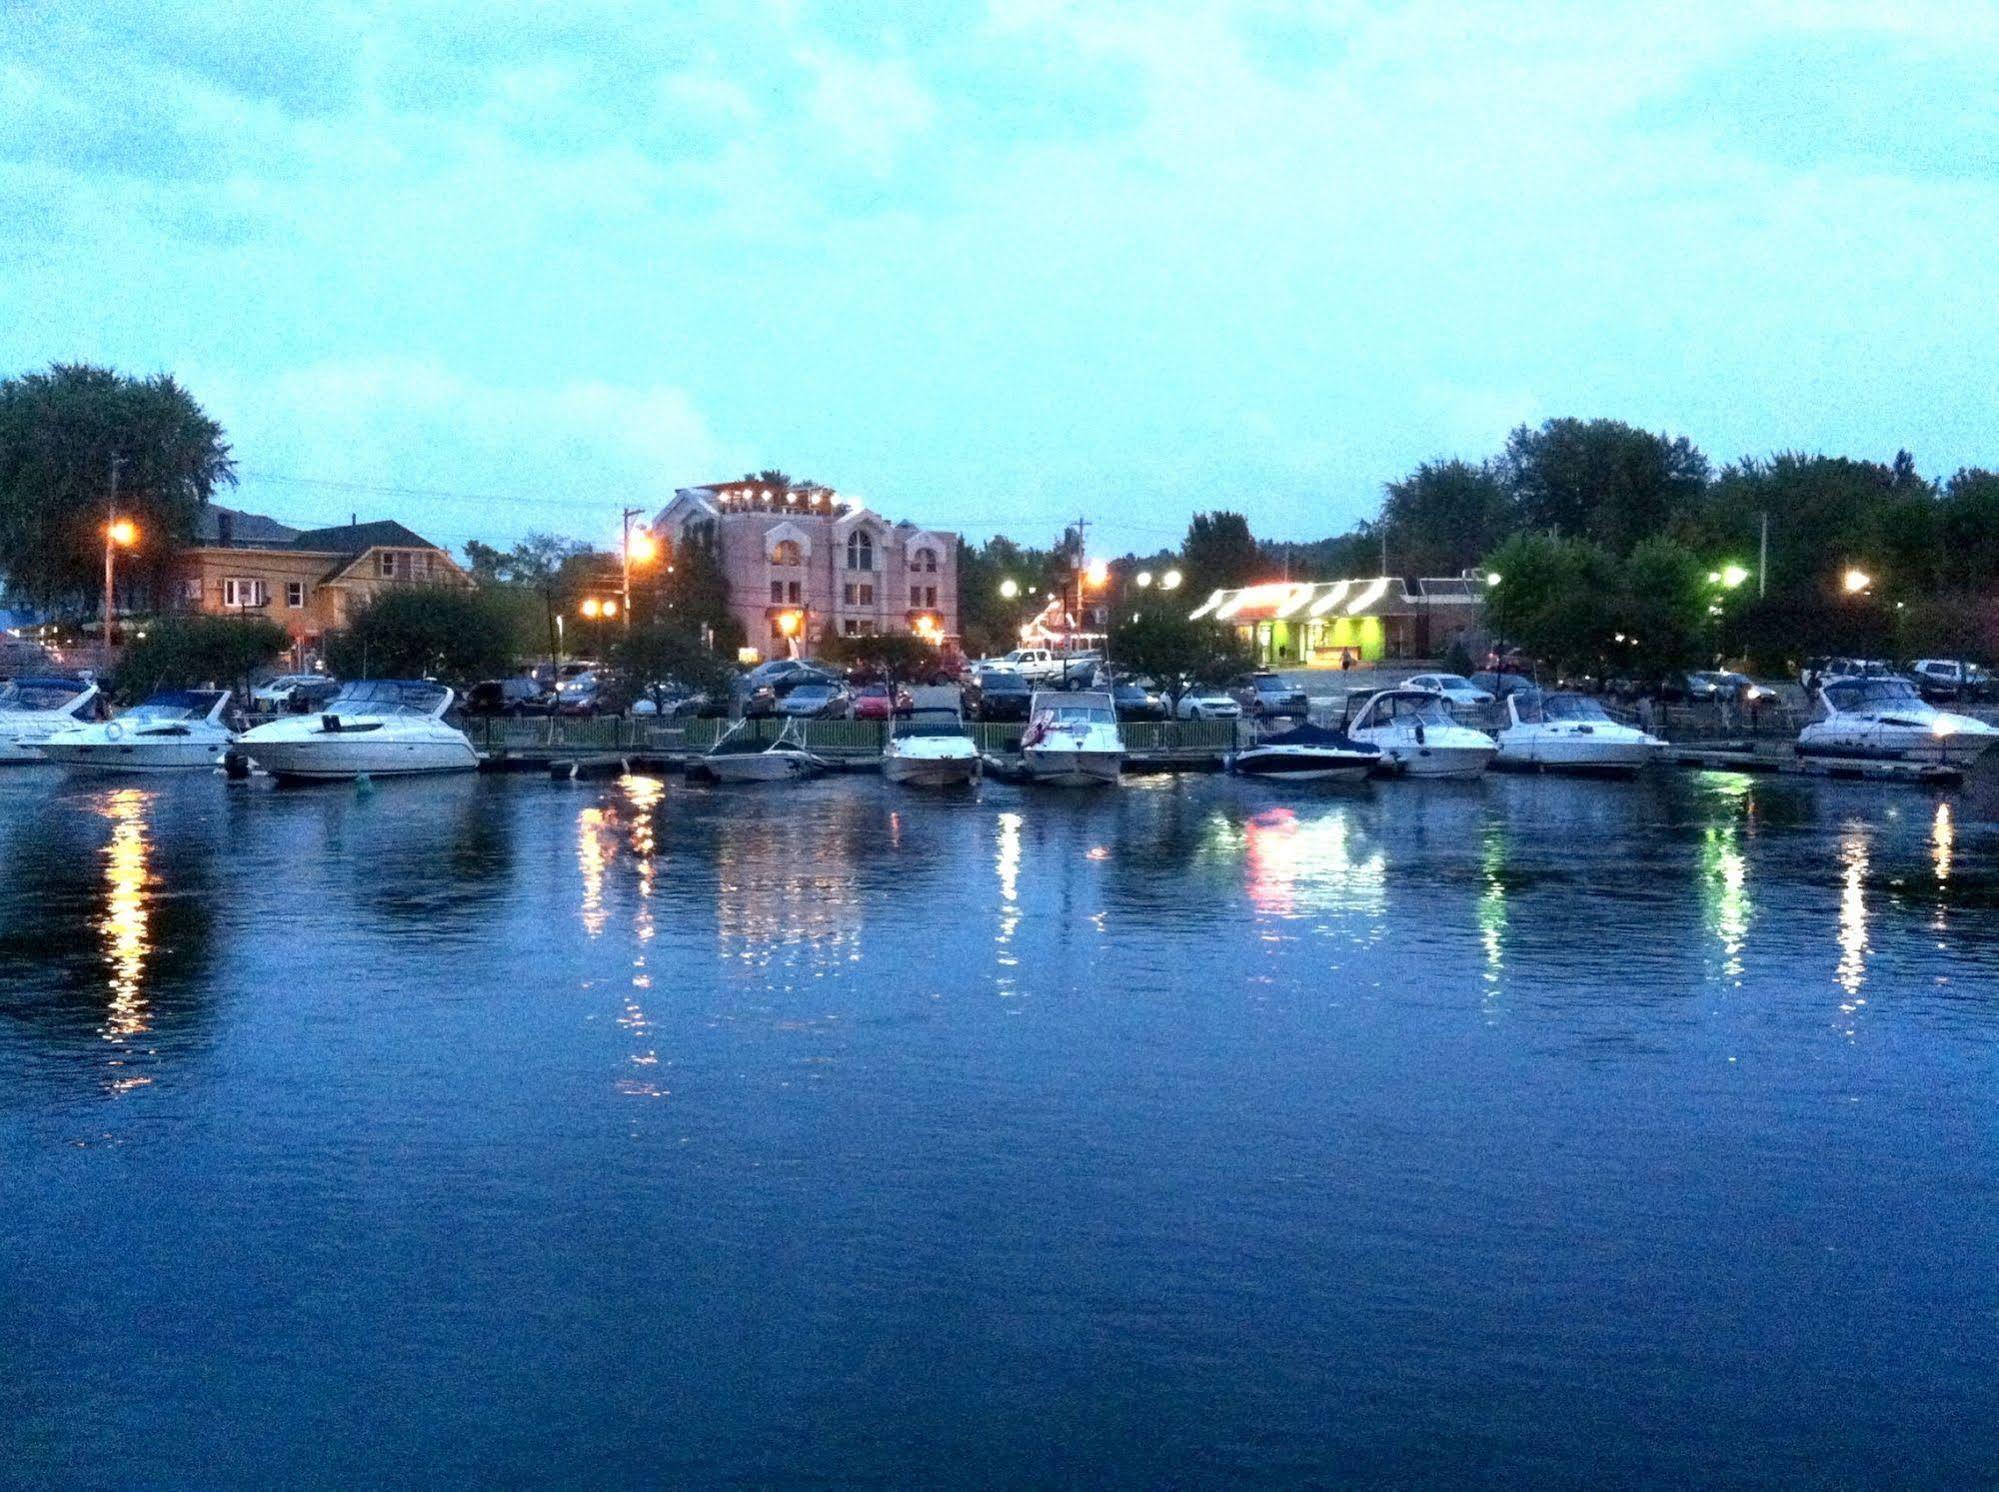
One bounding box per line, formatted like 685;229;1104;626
979;648;1103;688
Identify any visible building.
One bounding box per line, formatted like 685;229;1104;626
1189;575;1487;666
649;480;958;660
176;506;472;663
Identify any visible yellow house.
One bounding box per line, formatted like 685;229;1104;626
176;508;472;663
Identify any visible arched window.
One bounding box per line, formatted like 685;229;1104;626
913;547;938;573
771;538;802;567
845;531;874;571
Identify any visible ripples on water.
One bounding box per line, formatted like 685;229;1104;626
3;766;1998;1483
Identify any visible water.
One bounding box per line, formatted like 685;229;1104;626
4;765;1998;1484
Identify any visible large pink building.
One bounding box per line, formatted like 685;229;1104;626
649;480;959;660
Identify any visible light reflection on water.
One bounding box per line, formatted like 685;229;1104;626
1837;827;1870;1018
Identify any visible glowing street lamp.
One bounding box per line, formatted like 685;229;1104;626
1134;570;1153;589
1843;567;1872;595
103;513;138;647
1084;559;1110;589
1160;569;1183;591
998;577;1020;600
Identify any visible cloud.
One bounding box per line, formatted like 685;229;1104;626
795;46;938;174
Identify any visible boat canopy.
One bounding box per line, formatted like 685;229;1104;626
0;677;92;711
1822;677;1924;713
893;708;968;739
327;680;451;717
1259;721;1372;751
131;689;229;721
1509;690;1614;725
1350;689;1456;729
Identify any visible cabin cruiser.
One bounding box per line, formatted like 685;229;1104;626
883;706;981;787
1227;720;1380;782
41;689;236;772
0;676;101;763
1797;675;1999;767
693;717;828;783
1342;688;1496;779
236;679;478;780
1492;689;1663;773
1020;689;1124;786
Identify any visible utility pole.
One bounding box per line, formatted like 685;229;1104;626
1758;511;1769;599
102;454;124;654
620;506;646;630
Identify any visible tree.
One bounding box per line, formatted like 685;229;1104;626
1480;532;1622;677
1379;459;1515;575
658;531;740;651
111;615;287;704
1614;535;1710;680
607;620;735;709
957;533;1066;657
1937;468;1999;591
1181;511;1263;599
815;629;941;682
1107;613;1255;700
0;363;236;613
1501;418;1708;553
323;586;518;683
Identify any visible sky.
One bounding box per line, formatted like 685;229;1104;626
5;0;1997;558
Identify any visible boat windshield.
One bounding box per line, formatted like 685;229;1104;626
1824;677;1923;712
1543;692;1613;723
0;678;88;712
1038;703;1115;726
1361;691;1456;728
326;680;449;717
127;690;227;723
893;717;969;739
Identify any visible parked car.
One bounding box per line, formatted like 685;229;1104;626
776;681;850;718
1175;688;1242;720
462;676;545;716
1468;670;1536;701
1110;680;1168;721
1676;670;1778;706
966;669;1034;722
1803;657;1895;691
851;683;913;721
553;669;605;715
747;659;841;696
1402;673;1495;708
1231;671;1309;718
1910;659;1989;701
252;673;336;711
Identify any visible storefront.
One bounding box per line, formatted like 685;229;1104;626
1188;576;1485;667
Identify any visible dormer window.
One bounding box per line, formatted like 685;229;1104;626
913;547;939;573
845;531;874;571
378;551;399;578
772;539;803;567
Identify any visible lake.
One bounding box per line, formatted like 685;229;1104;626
4;764;1997;1484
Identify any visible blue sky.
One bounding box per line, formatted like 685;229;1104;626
5;1;1996;557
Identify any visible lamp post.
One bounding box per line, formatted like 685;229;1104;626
621;509;655;631
102;454;137;652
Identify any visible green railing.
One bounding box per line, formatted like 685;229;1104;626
468;715;1248;759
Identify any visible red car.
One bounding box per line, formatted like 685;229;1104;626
851;683;914;721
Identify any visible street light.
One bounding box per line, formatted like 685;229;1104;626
1084;559;1110;589
998;577;1020;600
1134;570;1153;588
581;598;601;619
1843;567;1872;595
1160;568;1183;591
620;511;656;629
103;515;138;649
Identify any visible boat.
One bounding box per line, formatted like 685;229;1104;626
883;706;981;787
1796;675;1999;767
694;716;828;783
0;676;102;763
1020;689;1124;786
1227;720;1379;781
1492;689;1663;773
41;689;237;772
1342;688;1496;779
236;679;479;780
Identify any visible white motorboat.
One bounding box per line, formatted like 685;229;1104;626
1343;688;1496;779
883;707;981;787
1797;676;1999;767
237;679;478;780
1020;689;1124;786
694;717;827;783
1227;721;1380;782
0;676;102;763
1493;689;1663;773
41;689;237;772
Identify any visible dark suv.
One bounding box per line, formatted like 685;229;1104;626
967;669;1034;722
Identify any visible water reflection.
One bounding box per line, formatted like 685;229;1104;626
577;804;612;937
97;787;155;1048
1236;806;1385;922
1477;825;1507;990
1700;825;1750;986
1836;828;1870;1019
619;776;666;1099
994;811;1022;994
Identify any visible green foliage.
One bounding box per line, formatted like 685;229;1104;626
1181;511;1263;597
1481;533;1622;676
323;585;517;683
1616;535;1711;678
1109;612;1255;695
1380;459;1514;575
957;533;1069;657
658;532;739;647
607;621;735;706
815;629;939;680
112;615;288;704
0;363;236;612
1501;418;1708;553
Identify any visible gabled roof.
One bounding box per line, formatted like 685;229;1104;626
288;520;441;556
195;505;301;547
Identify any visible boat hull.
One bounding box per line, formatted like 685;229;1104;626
700;750;820;783
1022;748;1121;786
1228;747;1376;782
1379;743;1495;779
883;752;980;787
244;738;479;780
1797;724;1999;767
1494;731;1659;772
41;739;230;772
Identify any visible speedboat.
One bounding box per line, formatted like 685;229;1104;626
1797;675;1999;767
1020;689;1123;786
1343;688;1495;779
1493;689;1663;773
237;679;478;780
1227;720;1379;781
694;717;827;783
883;706;981;787
0;676;101;763
41;689;237;772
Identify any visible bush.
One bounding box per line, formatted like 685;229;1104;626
113;616;289;704
323;585;517;684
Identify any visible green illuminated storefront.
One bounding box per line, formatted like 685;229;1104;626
1190;577;1483;667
